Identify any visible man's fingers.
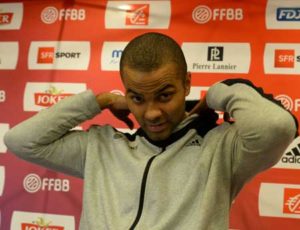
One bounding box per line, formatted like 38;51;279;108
122;116;134;129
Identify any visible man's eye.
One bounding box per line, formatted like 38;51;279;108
131;95;143;104
159;93;173;102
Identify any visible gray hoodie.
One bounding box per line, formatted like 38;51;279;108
4;80;297;230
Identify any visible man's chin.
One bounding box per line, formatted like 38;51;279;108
146;131;171;142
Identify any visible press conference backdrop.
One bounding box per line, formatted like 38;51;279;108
1;0;300;229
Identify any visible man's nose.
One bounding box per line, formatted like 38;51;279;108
144;102;162;121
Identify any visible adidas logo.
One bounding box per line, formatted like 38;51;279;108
186;139;202;147
281;143;300;164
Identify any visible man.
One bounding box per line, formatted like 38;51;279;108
5;32;298;229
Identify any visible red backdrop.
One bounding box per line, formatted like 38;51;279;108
1;0;300;229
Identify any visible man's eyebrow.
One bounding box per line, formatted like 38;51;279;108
155;84;175;93
126;84;175;95
126;89;139;94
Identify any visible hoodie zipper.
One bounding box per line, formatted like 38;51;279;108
129;147;166;230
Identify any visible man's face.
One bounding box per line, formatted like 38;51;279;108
123;63;191;141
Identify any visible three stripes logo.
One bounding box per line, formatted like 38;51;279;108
281;143;300;164
186;138;202;147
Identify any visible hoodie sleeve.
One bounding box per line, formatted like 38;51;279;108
4;90;101;178
206;79;298;195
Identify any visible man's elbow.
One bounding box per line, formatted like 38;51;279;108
4;128;32;157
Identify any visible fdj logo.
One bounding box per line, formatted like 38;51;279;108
23;174;70;193
0;90;5;103
208;47;224;61
277;8;300;21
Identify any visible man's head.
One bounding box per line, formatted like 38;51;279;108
120;32;191;141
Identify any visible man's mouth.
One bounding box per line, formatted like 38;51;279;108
147;122;167;133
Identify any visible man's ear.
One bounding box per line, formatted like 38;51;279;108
185;72;191;96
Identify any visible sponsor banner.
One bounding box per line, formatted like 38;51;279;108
23;173;70;193
105;1;171;29
28;41;90;70
0;3;23;30
264;43;300;74
192;5;244;24
182;43;251;73
0;123;9;153
273;136;300;169
11;211;75;230
0;166;4;196
41;6;86;24
0;42;19;70
23;82;86;111
266;0;300;30
101;42;128;71
259;183;300;219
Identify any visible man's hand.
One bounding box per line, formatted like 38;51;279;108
96;93;134;129
188;96;219;124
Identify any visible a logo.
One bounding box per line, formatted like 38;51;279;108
41;6;86;24
101;42;128;71
266;1;300;30
186;138;202;147
275;94;294;111
192;5;243;24
208;46;224;61
259;183;300;219
23;173;70;193
22;217;65;230
125;4;149;25
0;90;5;103
182;43;251;73
0;123;9;153
277;8;300;21
105;1;171;29
0;42;19;69
23;82;86;111
11;211;75;230
273;136;300;169
37;47;55;63
274;49;295;68
28;41;90;70
0;3;23;30
284;188;300;214
264;43;300;74
0;166;4;196
0;12;13;25
34;86;73;107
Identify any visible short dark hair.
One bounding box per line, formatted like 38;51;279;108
120;32;187;77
